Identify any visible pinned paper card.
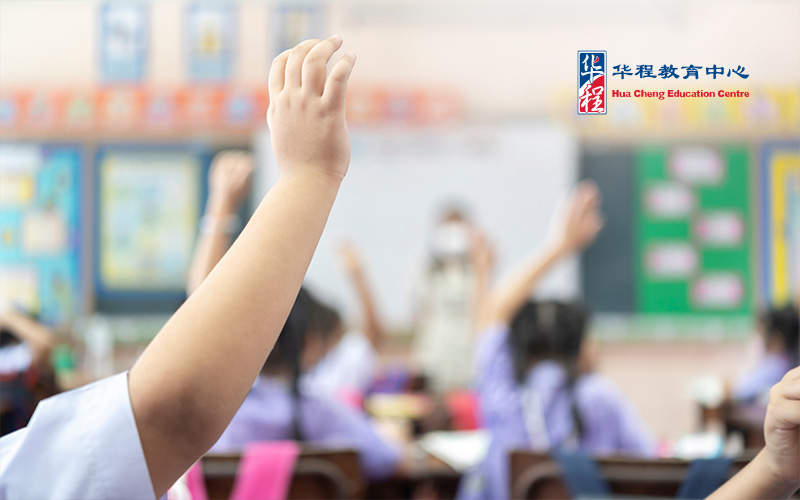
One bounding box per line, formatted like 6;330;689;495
187;2;235;81
695;211;745;247
646;242;698;279
0;267;38;313
644;183;695;219
22;211;67;254
670;147;725;185
691;274;744;309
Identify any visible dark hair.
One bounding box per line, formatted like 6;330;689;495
760;304;799;361
261;287;339;440
509;300;589;444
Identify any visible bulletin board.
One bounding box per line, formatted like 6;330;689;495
635;145;753;316
0;143;82;325
95;146;207;303
761;142;800;306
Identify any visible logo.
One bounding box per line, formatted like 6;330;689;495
578;51;606;115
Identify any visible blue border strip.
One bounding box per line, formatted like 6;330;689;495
760;140;800;305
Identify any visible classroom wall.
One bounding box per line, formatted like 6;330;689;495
1;0;799;116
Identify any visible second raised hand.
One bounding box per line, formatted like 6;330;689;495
268;36;357;184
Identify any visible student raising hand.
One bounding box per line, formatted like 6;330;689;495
0;37;356;500
268;36;356;183
187;150;254;293
487;181;604;326
709;366;800;499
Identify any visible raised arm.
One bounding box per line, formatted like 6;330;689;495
127;37;356;497
0;311;55;370
338;241;385;348
186;151;253;294
471;229;496;333
708;366;800;500
484;181;604;326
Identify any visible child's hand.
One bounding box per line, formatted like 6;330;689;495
546;180;604;255
763;366;800;484
267;36;356;183
207;150;253;214
338;241;363;276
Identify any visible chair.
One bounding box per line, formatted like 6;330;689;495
509;451;753;500
202;449;365;500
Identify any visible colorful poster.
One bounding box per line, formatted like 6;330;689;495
99;1;148;82
272;1;326;54
96;147;205;295
187;2;235;81
635;145;752;315
761;142;800;305
0;143;81;325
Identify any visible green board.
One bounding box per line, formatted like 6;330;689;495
635;145;752;316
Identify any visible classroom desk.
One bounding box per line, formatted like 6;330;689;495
367;442;463;500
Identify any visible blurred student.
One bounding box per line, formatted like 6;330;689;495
413;205;486;393
187;154;381;398
709;366;800;500
0;308;56;435
0;36;356;499
210;287;400;480
301;242;383;397
732;305;799;403
459;182;655;500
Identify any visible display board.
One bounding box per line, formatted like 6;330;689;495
95;146;206;302
635;145;752;316
761;142;800;306
255;123;578;329
0;143;82;324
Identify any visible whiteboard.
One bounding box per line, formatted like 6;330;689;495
253;122;578;330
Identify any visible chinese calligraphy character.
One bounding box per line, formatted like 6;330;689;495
612;64;633;79
580;85;605;113
580;54;604;83
727;65;749;79
658;64;680;79
682;64;703;79
635;64;657;78
706;65;725;79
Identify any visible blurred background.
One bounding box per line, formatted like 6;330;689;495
0;0;798;455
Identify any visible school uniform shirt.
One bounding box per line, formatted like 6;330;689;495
301;331;377;396
0;343;31;375
210;376;400;480
457;325;656;500
732;351;795;403
0;372;155;499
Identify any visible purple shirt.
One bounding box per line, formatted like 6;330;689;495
211;376;399;480
732;352;795;403
458;325;656;500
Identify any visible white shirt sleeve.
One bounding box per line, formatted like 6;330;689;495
0;344;32;374
0;372;155;500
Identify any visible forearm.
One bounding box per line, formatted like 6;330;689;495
487;242;566;325
708;449;800;500
1;313;54;366
129;169;341;496
186;198;237;294
349;268;384;347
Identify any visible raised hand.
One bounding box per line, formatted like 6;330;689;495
764;366;800;484
545;180;605;255
267;36;356;183
207;150;253;215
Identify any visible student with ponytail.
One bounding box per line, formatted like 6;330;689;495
209;286;400;480
458;182;655;500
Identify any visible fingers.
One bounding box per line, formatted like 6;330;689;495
768;399;800;428
302;36;344;95
323;51;357;109
285;39;321;88
269;49;291;98
774;367;800;400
